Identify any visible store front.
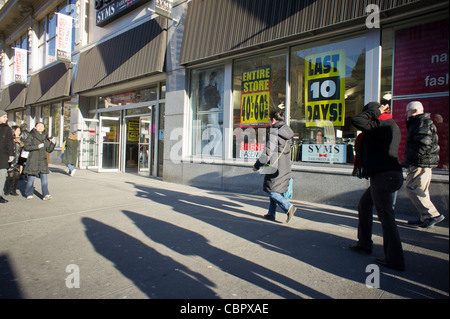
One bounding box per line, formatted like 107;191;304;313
73;16;167;177
77;85;166;177
163;0;449;214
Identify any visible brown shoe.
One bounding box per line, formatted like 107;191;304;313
286;206;296;223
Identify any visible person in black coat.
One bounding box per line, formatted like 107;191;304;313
349;102;405;271
0;110;14;203
253;111;296;223
23;122;56;200
403;101;444;228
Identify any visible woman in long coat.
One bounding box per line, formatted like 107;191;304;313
253;111;296;222
23;122;56;200
62;132;79;176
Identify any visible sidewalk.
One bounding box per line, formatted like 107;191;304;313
0;165;448;299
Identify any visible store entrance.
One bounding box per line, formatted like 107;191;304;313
125;118;140;172
124;115;154;175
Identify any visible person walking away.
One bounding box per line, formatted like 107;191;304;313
62;132;80;176
23;122;56;200
0;110;14;203
349;102;405;271
402;101;444;228
253;111;296;223
5;125;23;196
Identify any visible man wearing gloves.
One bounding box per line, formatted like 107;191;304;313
0;110;14;203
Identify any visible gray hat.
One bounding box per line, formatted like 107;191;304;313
0;110;7;117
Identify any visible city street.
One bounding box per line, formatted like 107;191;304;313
0;166;448;302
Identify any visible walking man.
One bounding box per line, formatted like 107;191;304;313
403;101;444;228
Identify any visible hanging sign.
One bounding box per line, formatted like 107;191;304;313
14;48;27;84
96;0;151;27
304;50;346;127
240;65;271;128
155;0;173;20
56;13;73;62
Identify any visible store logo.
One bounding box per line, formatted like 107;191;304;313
365;4;380;29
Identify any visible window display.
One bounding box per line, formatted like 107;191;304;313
290;36;365;164
191;66;225;157
232;50;287;159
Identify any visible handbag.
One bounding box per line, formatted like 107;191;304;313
283;178;294;199
259;141;288;175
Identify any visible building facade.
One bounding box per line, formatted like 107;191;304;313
1;0;448;215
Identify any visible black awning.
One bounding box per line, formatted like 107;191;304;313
179;0;421;65
25;62;72;105
0;83;27;111
73;17;167;94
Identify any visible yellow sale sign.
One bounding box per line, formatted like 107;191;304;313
240;66;271;128
304;50;346;127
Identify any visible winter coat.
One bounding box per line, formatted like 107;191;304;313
0;123;14;169
8;139;23;172
404;113;440;168
62;135;79;165
351;102;402;178
254;121;294;193
23;128;56;176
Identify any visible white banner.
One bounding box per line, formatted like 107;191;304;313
56;13;72;62
14;48;27;84
301;144;347;164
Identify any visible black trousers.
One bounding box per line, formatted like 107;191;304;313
357;170;404;268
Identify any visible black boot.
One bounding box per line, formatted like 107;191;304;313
10;178;19;196
4;179;12;197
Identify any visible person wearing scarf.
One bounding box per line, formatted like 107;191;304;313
349;102;405;271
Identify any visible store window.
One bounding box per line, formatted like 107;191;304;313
382;18;449;170
191;65;225;157
290;36;365;165
232;50;287;160
38;102;70;147
37;0;78;68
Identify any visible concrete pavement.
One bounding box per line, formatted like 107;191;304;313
0;165;448;300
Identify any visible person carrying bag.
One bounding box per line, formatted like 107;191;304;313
253;111;296;222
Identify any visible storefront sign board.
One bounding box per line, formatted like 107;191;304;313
301;144;347;163
240;65;271;128
304;50;346;128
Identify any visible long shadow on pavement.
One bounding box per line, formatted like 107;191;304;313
125;182;448;299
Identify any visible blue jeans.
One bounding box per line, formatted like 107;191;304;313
67;164;74;174
25;174;49;197
267;192;292;216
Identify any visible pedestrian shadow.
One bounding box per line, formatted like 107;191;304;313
82;217;217;298
127;182;448;299
122;210;328;298
0;254;23;298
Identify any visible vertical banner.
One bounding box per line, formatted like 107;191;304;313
14;48;27;84
240;65;271;128
56;13;72;62
304;50;346;127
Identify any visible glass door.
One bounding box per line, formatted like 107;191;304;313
139;117;152;174
99;116;121;171
80;119;99;169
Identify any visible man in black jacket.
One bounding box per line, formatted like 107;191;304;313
349;102;405;271
0;110;14;203
403;101;444;228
